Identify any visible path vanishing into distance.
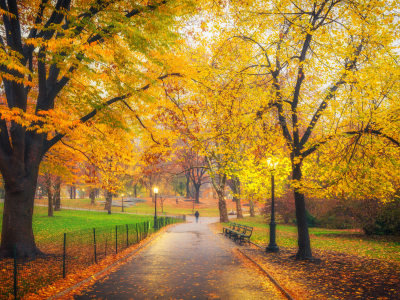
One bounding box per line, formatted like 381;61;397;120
74;216;285;300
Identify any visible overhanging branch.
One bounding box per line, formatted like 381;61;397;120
301;128;400;158
41;73;180;156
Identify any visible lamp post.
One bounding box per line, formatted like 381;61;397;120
153;187;158;229
82;189;85;199
266;157;279;252
121;194;124;212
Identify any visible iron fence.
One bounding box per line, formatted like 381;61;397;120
0;216;184;299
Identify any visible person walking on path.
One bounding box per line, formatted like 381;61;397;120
195;211;199;223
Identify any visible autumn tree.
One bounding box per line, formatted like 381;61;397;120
176;147;208;203
199;0;400;260
0;0;196;258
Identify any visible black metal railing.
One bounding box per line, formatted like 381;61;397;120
0;216;184;299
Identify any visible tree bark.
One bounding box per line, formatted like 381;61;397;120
134;184;137;197
108;191;112;214
249;199;255;217
54;176;61;211
185;173;190;198
194;183;200;204
0;165;44;259
235;198;243;219
104;191;112;214
231;177;243;218
45;173;53;217
292;163;312;260
104;190;112;214
0;187;44;259
90;188;95;205
217;191;229;222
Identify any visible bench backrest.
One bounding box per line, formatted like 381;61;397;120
238;224;253;235
230;223;253;234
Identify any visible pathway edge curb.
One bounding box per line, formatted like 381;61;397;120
209;222;294;300
46;223;180;300
236;248;295;300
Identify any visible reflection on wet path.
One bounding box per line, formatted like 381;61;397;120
74;217;284;300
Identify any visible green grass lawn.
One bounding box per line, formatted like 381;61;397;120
0;203;154;243
224;215;400;262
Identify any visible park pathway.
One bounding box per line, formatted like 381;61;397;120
74;216;284;300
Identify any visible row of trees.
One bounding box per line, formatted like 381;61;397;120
1;0;400;263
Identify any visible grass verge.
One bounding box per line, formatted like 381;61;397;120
222;215;400;262
33;198;222;217
0;203;153;243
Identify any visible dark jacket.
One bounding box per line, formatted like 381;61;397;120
195;211;199;218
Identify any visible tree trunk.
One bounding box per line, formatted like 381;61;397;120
186;174;190;198
293;163;312;260
232;177;243;218
235;198;243;219
194;183;200;204
0;186;44;258
104;190;112;214
90;188;95;205
45;173;53;217
107;191;112;215
0;155;44;259
217;192;229;222
249;199;255;217
54;177;61;211
134;184;137;197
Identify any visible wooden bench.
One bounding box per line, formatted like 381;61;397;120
234;225;253;245
223;222;238;237
223;223;253;245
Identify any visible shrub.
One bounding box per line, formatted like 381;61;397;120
292;210;319;228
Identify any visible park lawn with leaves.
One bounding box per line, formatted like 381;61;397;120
0;203;153;244
215;217;400;299
124;203;221;217
33;198;222;217
34;198;106;210
222;215;400;262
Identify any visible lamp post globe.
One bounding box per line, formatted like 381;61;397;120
153;187;158;229
266;157;279;253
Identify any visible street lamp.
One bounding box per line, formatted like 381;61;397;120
121;194;124;212
266;157;279;253
82;188;85;199
153;187;158;229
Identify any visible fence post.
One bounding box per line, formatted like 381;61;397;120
63;233;66;278
126;224;129;248
93;228;97;264
116;226;118;254
13;243;17;299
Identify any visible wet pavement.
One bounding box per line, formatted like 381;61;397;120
74;216;284;300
